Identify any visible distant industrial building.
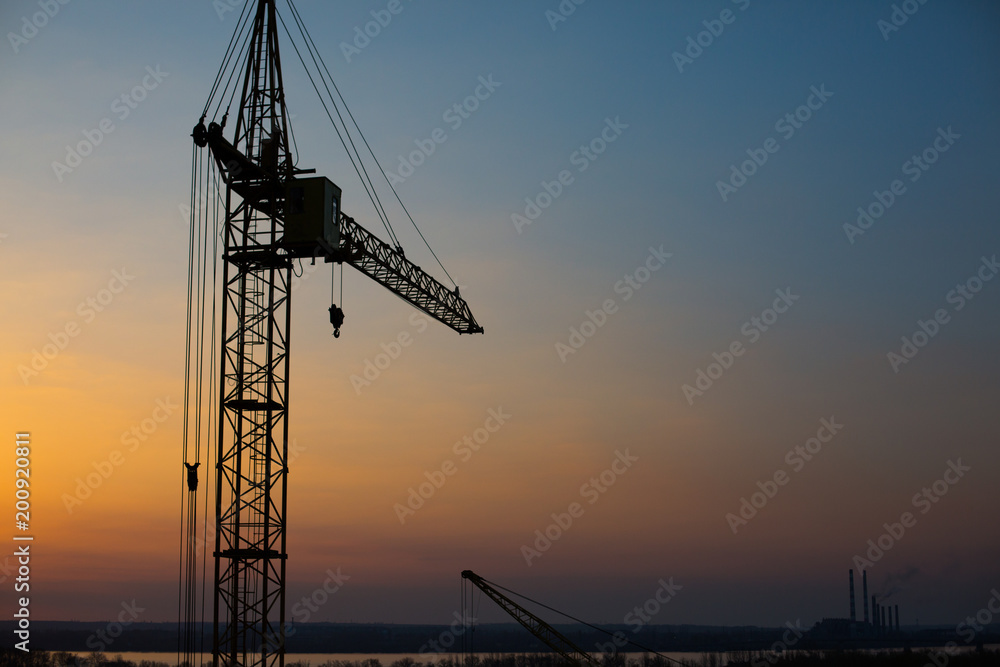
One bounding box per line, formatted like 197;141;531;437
808;569;901;641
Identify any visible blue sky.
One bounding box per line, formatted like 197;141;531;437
2;0;999;629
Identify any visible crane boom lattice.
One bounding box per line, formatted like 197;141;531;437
210;3;293;667
461;571;599;667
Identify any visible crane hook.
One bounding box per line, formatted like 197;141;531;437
184;462;200;491
329;304;344;338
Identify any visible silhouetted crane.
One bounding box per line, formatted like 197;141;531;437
179;3;482;667
460;571;685;667
461;571;600;667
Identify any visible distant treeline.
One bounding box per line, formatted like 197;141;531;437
2;649;1000;667
4;622;997;656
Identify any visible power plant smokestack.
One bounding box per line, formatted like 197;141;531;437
895;604;900;632
881;605;886;634
887;606;893;633
849;569;856;622
863;571;869;624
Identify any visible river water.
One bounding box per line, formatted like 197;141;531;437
66;647;998;667
69;652;718;666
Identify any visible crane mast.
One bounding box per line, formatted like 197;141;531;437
210;3;293;667
188;3;483;667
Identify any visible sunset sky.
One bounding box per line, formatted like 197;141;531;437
2;0;999;632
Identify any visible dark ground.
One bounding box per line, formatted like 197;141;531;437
2;648;1000;667
3;622;998;655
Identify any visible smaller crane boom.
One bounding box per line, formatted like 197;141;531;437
461;570;599;666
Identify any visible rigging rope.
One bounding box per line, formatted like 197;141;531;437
285;3;399;247
274;10;401;249
183;3;480;661
176;140;199;667
480;576;686;666
202;0;466;291
204;0;255;120
180;131;224;667
198;163;222;667
285;0;457;287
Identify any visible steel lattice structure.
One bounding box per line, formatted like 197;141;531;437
336;214;482;335
212;3;293;667
461;571;599;667
191;4;483;667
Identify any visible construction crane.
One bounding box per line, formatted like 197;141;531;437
461;571;600;667
178;2;482;667
461;571;686;667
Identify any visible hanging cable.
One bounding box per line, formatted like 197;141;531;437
179;140;204;667
287;108;300;167
203;0;255;119
186;142;213;667
217;20;254;124
329;262;344;338
460;577;465;661
177;139;200;667
283;1;392;225
197;160;222;667
280;3;399;246
479;575;686;666
471;583;479;664
180;133;226;667
284;0;458;288
205;1;256;121
274;10;401;249
202;0;250;114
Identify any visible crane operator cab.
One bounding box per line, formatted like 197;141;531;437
283;177;347;337
282;176;342;256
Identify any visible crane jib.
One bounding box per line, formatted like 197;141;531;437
203;128;482;335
